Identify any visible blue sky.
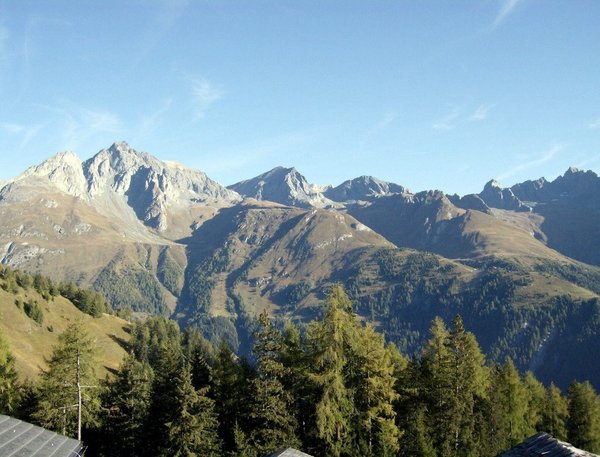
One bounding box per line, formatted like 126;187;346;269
0;0;599;195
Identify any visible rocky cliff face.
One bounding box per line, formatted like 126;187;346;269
83;142;240;230
477;179;532;212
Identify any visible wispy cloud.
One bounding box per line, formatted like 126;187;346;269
497;144;563;182
575;153;600;169
433;108;461;131
492;0;523;29
202;130;316;178
133;98;173;142
190;77;225;120
55;106;123;150
470;104;495;121
361;111;397;145
131;0;189;70
589;118;600;129
0;122;42;148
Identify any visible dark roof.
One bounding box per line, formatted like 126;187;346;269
498;432;599;457
264;448;314;457
0;414;84;457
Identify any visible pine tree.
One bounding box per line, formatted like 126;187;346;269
421;316;488;457
567;381;600;453
103;353;153;456
183;326;214;389
280;321;316;447
213;339;253;455
247;312;299;455
34;321;100;439
144;339;184;456
420;317;451;455
165;363;222;457
400;404;437;457
0;329;19;415
231;421;256;457
541;383;568;441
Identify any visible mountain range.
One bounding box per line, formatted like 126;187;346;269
2;142;600;389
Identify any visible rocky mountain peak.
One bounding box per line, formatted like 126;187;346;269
325;175;406;202
228;166;335;208
11;150;88;198
484;179;503;190
82;143;240;230
2;142;239;232
479;179;531;212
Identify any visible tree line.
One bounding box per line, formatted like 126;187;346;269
0;264;109;317
1;285;600;456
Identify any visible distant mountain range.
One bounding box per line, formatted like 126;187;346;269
2;142;600;389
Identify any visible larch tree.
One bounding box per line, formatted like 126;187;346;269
540;383;568;441
488;359;529;450
567;381;600;453
34;321;100;440
0;329;19;415
347;322;400;457
522;371;545;436
307;285;356;457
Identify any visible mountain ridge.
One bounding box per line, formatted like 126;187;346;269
2;142;600;389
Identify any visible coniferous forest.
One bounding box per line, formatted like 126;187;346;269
1;284;600;456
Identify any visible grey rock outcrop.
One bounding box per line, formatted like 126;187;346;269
3;151;88;199
1;142;240;231
83;142;239;230
478;179;531;212
325;175;406;202
228;166;335;208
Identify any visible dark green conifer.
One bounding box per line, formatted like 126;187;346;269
165;363;222;457
247;312;299;455
103;353;153;456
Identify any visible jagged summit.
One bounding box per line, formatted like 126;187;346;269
476;179;531;212
484;179;503;190
1;142;240;232
228;166;335;208
510;167;600;203
4;150;88;198
325;175;406;202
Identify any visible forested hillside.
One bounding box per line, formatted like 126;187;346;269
2;286;599;456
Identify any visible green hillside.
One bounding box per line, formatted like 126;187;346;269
0;266;130;380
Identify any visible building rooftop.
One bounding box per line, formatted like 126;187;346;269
264;448;314;457
498;432;599;457
0;414;83;457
